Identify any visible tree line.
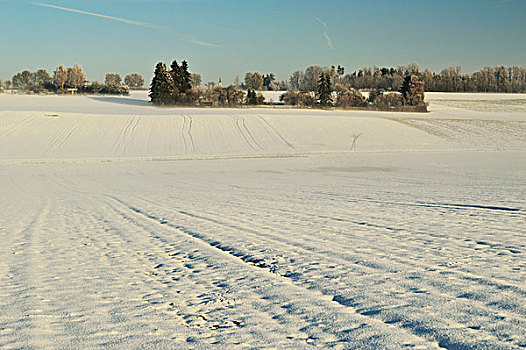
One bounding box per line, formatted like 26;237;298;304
331;63;526;93
281;73;426;112
1;64;144;95
150;59;426;111
237;64;526;94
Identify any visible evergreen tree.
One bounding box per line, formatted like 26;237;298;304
170;59;192;103
150;62;175;105
246;89;252;104
249;89;259;105
316;73;333;107
170;60;182;93
180;60;192;93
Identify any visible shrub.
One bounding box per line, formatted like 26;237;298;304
281;90;300;106
373;92;404;108
281;90;316;107
179;88;202;106
83;82;129;95
335;85;367;108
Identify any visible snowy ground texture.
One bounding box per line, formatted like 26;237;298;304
0;92;525;349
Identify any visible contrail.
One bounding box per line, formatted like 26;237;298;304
32;2;219;48
314;17;335;50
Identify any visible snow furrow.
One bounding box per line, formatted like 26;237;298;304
103;194;444;349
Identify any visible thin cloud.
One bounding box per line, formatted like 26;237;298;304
314;17;335;50
32;2;219;47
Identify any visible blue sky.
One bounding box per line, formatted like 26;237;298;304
1;0;525;85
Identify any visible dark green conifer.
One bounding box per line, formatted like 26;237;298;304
150;62;175;105
317;73;333;107
180;60;192;93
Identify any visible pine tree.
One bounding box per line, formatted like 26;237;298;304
249;89;258;105
170;60;182;94
317;73;333;107
246;89;252;104
169;60;192;103
180;60;192;93
150;62;175;105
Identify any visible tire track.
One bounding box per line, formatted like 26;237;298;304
103;195;450;349
151;191;526;294
0;112;39;140
46;114;88;155
212;190;526;297
180;115;194;153
256;114;295;149
114;115;139;155
184;115;195;152
232;115;265;152
4;200;61;349
123;194;526;349
122;115;140;155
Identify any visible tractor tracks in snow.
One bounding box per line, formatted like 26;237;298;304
180;115;195;153
101;194;447;349
112;194;526;350
255;114;295;149
0;112;40;141
232;115;265;152
45;114;89;155
114;115;141;156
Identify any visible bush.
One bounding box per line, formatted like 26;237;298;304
301;93;317;107
335;85;366;108
281;90;300;106
104;84;130;95
281;90;316;107
179;88;202;106
246;89;264;105
201;86;245;107
368;90;427;112
372;92;404;108
83;82;129;95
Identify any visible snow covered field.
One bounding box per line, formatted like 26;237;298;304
0;92;525;349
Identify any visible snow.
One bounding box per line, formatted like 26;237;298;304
0;92;525;349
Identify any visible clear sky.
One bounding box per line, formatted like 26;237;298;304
1;0;525;85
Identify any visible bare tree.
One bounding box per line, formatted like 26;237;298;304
303;66;325;91
66;64;86;89
233;74;241;88
351;133;362;150
289;70;304;90
124;73;144;89
53;65;68;90
35;69;51;87
244;72;263;90
105;73;122;86
12;70;34;89
190;73;202;88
